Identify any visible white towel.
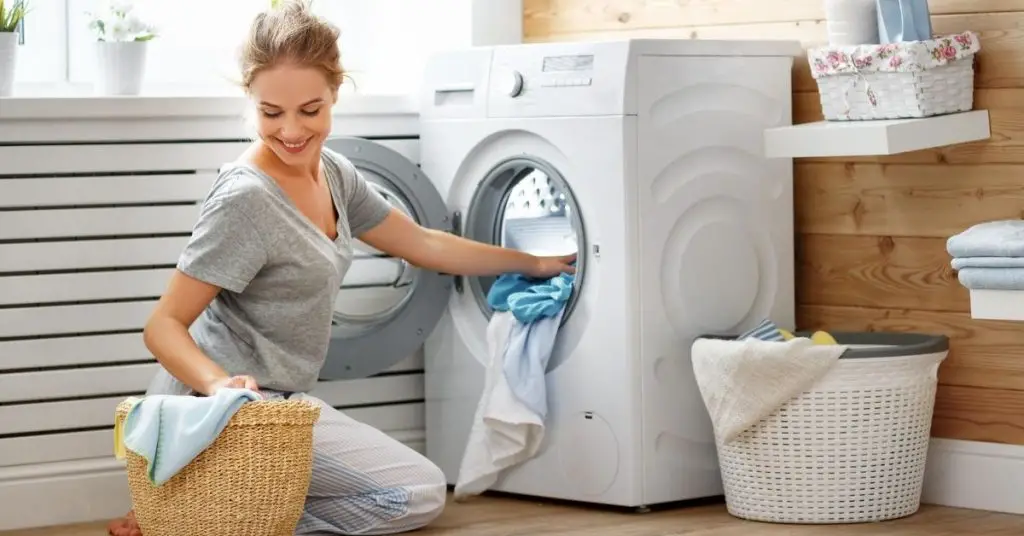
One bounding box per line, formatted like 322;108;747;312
691;337;846;444
453;311;546;499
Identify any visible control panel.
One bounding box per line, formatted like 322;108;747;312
486;41;631;118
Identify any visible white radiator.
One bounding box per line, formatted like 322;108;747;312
0;136;425;531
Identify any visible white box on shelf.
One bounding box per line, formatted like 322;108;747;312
968;289;1024;321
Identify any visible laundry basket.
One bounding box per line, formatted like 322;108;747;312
809;31;980;120
693;332;948;524
114;398;321;536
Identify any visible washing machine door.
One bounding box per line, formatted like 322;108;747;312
319;136;451;381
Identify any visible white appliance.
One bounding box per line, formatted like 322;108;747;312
319;38;801;509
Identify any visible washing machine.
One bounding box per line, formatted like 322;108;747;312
320;38;802;508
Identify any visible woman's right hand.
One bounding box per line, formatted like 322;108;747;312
204;375;261;396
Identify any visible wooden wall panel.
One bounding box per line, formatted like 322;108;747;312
526;0;1024;446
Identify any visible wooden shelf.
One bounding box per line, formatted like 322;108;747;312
969;289;1024;321
764;110;991;158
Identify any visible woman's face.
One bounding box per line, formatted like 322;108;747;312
248;63;335;169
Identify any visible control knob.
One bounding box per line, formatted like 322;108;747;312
503;70;525;98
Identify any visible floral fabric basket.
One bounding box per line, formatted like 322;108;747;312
809;31;981;120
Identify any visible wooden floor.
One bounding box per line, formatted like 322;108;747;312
4;495;1024;535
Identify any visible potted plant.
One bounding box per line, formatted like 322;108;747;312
0;0;28;97
86;0;157;96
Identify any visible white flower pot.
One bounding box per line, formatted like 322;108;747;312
94;40;148;96
0;32;18;97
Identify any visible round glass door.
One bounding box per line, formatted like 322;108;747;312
319;137;450;381
331;178;417;335
464;157;586;331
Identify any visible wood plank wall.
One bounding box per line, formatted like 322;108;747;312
523;0;1024;446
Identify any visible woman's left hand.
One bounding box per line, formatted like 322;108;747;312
526;253;577;279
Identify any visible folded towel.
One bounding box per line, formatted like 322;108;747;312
952;256;1024;270
454;270;574;499
956;267;1024;291
947;220;1024;258
691;337;846;444
454;311;545;500
115;388;262;485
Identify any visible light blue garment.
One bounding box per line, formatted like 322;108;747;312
947;220;1024;258
876;0;932;44
487;271;575;418
121;387;262;486
738;318;786;342
501;309;566;418
957;267;1024;291
951;257;1024;270
487;271;575;324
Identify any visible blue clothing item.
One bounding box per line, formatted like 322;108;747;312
738;318;786;342
951;256;1024;270
957;267;1024;291
947;220;1024;258
487;272;575;324
119;388;262;485
487;271;575;417
501;310;565;418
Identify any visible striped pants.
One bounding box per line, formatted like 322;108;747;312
283;393;449;535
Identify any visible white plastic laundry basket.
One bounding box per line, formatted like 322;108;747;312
702;332;948;524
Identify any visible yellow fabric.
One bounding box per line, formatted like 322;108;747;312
778;329;838;345
114;397;143;459
811;331;839;345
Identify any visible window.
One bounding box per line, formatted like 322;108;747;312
13;0;65;84
14;0;522;97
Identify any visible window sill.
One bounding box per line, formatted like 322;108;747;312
1;83;419;121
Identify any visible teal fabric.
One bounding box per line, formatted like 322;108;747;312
486;270;575;418
487;272;575;324
122;388;261;485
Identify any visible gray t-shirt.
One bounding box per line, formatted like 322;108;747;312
146;148;392;396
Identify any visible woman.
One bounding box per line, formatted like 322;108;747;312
107;2;575;535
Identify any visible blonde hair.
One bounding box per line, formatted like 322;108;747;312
239;0;345;93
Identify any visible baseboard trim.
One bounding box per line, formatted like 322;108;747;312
1;436;1019;531
0;458;130;532
922;438;1024;515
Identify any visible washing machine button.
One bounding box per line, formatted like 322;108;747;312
503;69;525;97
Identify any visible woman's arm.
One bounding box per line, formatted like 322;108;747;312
358;208;576;278
143;271;258;395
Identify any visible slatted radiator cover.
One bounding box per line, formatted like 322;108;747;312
0;138;425;531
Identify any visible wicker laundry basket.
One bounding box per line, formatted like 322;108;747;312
809;31;981;120
114;398;321;536
695;332;948;524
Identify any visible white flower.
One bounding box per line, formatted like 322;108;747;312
86;0;157;42
107;18;130;41
124;13;150;35
107;0;135;15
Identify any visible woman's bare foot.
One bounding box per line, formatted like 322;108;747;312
107;510;141;536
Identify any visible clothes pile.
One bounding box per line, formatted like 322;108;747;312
690;319;847;444
453;270;575;499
